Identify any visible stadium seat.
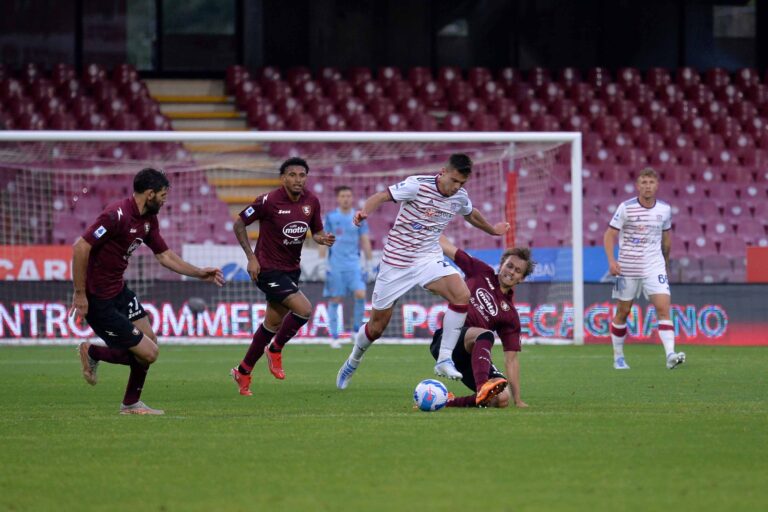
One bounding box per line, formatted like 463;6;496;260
728;101;757;125
586;67;611;87
695;133;725;151
567;83;595;104
734;67;760;88
262;79;291;102
0;78;25;100
409;112;438;131
705;68;730;89
143;113;172;131
346;112;378;131
112;113;141;130
562;114;590;133
324;80;353;103
51;63;76;88
556;67;581;87
616;67;642;87
418;80;447;109
712;117;741;138
9;97;37;118
637;100;668;121
675;67;700;87
467;67;493;90
645;67;671;89
734;218;767;244
623;115;651;138
527;66;551;88
376;66;402;86
255;66;282;84
39;97;67;118
407;66;432;89
500;113;531;131
496;67;521;88
253;112;285;131
385;80;414;104
443;113;469;131
476;81;505;103
580;99;607;121
14;111;46;130
609;99;637;124
294;80;323;103
633;132;665;152
469;113;500;131
112;63;138;86
234;80;261;109
615;147;648;167
287;113;316;131
539;82;565;104
286;66;312;89
669;100;699;122
519;98;547;117
592;116;621;139
48;112;78;130
715;84;744;106
457;97;486;117
225;65;249;94
397;96;424;118
437;66;462;87
485;97;516;118
597;82;624;104
657;83;685;105
82;63;107;89
355;80;384;103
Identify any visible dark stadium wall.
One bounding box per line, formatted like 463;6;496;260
0;0;761;73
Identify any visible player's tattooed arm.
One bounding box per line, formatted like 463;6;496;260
233;218;260;280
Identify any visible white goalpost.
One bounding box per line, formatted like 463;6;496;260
0;130;583;346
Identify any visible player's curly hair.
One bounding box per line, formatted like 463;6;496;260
279;157;310;175
134;167;169;193
499;247;536;278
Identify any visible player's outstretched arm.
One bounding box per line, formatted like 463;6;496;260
603;227;621;276
438;235;458;261
155;250;225;286
463;208;510;236
353;191;391;226
70;237;92;318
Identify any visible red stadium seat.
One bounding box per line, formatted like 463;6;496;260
519;98;547;117
507;81;535;101
143;113;172;131
467;67;493;90
556;67;581;87
407;66;432;89
0;78;25;100
624;83;653;105
457;97;486;117
715;84;744;106
102;98;128;118
567;83;595;104
399;96;425;118
80;112;109;130
304;97;335;118
225;65;249;94
355;80;384;103
437;66;462;87
596;82;624;104
657;83;685;105
675;67;700;87
496;67;522;88
39;97;67;118
112;113;141;130
82;63;107;89
112;63;138;86
255;66;282;84
475;81;504;103
380;112;408;131
29;79;57;103
418;80;447;109
286;66;312;89
470;113;500;131
681;116;710;137
652;117;682;139
705;67;730;89
92;81;119;104
646;67;671;89
500;113;531;131
443;113;469;131
316;112;346;131
337;97;365;118
367;97;395;121
9;96;37;118
295;80;323;102
603;132;633;149
712;116;742;139
273;96;303;118
262;80;291;102
684;84;714;109
324;80;354;103
549;99;578;121
708;148;738;168
409;112;438;131
539;82;565;104
253;113;285;131
15;111;46;130
586;67;611;88
317;66;342;86
385;80;414;104
57;77;83;102
245;99;273;125
695;133;725;151
609;99;637;123
580;99;607;121
234;79;262;109
286;113;316;131
633;132;665;152
48;112;78;130
616;67;642;87
527;67;551;88
446;80;473;108
726;133;755;151
561;114;590;133
637;100;668;121
51;63;76;87
623;115;651;138
615;147;649;167
592;115;621;139
346;112;378;131
21;62;42;86
728;101;757;124
377;66;402;86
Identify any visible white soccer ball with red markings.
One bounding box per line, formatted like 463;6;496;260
413;379;449;412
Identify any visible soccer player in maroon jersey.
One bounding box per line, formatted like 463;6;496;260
429;236;534;408
230;157;335;396
71;168;225;415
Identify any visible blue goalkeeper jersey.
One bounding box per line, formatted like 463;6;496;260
324;208;368;272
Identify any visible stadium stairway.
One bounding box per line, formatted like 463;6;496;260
147;79;274;239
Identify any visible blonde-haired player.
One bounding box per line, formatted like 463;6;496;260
603;168;686;370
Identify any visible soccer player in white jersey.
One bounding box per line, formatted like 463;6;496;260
336;153;509;389
603;168;686;370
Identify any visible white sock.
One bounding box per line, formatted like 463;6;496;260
610;322;627;359
350;324;373;366
658;320;675;357
438;305;468;361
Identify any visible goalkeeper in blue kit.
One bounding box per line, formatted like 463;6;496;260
318;186;373;348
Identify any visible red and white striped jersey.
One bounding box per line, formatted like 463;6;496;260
382;175;473;268
609;197;672;277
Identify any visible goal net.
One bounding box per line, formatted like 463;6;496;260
0;131;582;346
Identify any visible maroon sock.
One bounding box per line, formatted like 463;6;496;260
240;324;277;372
471;333;495;389
123;355;149;406
446;395;478;408
88;344;133;365
271;312;309;351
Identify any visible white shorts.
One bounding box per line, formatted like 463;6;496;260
612;273;670;301
371;257;460;310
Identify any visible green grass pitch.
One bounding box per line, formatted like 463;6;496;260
0;344;766;512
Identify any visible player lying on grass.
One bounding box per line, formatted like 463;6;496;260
72;168;224;415
336;153;509;389
429;235;534;408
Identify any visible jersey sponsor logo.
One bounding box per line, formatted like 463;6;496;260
124;238;143;261
245;206;255;217
475;288;499;316
501;301;510;311
278;209;291;214
411;222;424;231
282;221;309;239
302;205;311;216
450;202;461;212
94;226;107;238
484;277;495;290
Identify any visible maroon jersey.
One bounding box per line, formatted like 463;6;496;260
239;186;323;272
82;197;169;299
453;249;521;351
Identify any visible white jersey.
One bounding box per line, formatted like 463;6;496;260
609;197;672;278
382;175;473;268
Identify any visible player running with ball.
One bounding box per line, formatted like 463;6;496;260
336;153;509;389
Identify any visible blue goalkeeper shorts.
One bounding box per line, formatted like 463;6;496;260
323;268;365;298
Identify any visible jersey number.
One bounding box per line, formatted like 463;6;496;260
658;274;668;284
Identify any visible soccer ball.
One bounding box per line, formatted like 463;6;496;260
413;379;449;412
